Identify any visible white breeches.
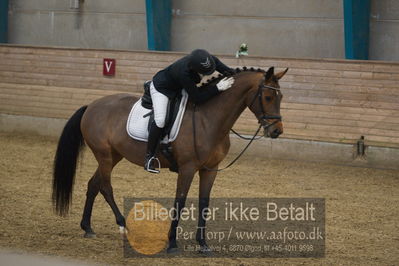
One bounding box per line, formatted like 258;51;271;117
150;82;169;128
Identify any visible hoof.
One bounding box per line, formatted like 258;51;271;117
83;232;96;238
166;247;180;254
119;226;127;235
199;245;213;256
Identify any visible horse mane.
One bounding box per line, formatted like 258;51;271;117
199;67;267;89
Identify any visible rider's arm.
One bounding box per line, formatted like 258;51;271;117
213;55;234;74
181;75;219;104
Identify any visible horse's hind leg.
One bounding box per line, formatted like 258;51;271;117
80;151;123;237
98;152;126;233
80;169;101;238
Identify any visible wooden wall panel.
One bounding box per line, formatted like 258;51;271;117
1;45;398;148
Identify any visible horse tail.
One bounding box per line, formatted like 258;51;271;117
52;105;88;216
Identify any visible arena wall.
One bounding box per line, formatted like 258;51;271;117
7;0;399;61
0;44;398;169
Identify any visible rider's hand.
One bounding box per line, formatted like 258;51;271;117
217;77;235;91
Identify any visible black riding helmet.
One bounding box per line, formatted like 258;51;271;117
188;49;216;75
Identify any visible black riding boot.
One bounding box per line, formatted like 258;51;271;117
144;121;163;173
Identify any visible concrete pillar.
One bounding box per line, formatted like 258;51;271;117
343;0;371;59
0;0;8;43
145;0;171;51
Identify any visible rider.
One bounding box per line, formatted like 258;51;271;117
145;49;235;173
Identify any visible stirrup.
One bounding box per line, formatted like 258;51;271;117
145;156;161;174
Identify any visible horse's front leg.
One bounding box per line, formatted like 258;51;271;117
196;167;218;255
167;166;196;254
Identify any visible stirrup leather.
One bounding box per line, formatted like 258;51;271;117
145;156;161;173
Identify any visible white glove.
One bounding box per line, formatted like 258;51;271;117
217;77;235;91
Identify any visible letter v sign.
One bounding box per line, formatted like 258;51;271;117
103;58;116;76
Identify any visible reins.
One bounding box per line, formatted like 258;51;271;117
230;128;263;140
192;105;263;172
192;76;281;172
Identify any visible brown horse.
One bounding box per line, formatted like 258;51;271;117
52;66;288;254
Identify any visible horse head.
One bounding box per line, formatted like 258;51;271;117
245;67;288;138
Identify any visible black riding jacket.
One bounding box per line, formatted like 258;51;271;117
152;54;232;104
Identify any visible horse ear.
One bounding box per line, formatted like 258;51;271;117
275;68;289;80
265;67;274;80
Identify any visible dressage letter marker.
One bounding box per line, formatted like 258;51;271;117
103;58;116;76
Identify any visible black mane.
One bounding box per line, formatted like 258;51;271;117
199;67;266;89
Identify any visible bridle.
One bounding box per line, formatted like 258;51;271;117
248;76;282;130
231;77;282;140
193;74;283;171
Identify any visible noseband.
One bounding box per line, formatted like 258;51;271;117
248;77;282;129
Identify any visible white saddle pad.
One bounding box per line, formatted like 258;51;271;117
126;90;189;143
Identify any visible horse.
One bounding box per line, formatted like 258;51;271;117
52;66;288;254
